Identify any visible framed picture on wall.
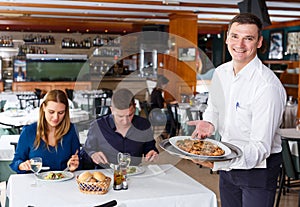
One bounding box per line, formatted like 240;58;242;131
286;31;300;55
178;48;196;61
268;31;283;59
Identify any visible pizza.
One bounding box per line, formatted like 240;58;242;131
176;139;225;156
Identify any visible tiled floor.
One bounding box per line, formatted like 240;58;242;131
156;143;299;207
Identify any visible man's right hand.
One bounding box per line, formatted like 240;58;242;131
91;151;108;165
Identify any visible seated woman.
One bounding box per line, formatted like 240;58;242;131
10;89;80;173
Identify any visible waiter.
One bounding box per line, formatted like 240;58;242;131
188;13;286;207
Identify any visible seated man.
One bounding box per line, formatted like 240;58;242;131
82;88;158;168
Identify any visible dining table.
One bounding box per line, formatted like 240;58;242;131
278;128;300;156
6;164;218;207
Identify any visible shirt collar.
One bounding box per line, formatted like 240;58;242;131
226;56;259;81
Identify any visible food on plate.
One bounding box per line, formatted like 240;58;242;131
93;171;106;182
44;172;65;180
78;171;93;182
127;166;137;174
176;139;225;156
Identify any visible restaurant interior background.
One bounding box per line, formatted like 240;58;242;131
0;0;299;98
0;1;300;207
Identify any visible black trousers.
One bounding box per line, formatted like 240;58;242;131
219;152;282;207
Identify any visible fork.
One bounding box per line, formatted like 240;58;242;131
63;165;70;172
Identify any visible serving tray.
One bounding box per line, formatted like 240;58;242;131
159;139;242;162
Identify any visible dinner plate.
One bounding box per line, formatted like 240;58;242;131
169;136;231;158
127;166;145;176
36;171;74;182
160;139;242;162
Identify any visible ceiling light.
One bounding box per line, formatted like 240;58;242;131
162;0;180;5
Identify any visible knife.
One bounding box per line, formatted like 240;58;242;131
93;200;117;207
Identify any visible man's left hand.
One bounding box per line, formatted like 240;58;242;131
192;159;214;169
145;150;158;162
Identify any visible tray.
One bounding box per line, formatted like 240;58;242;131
159;139;242;162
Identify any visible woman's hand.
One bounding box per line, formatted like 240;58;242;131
18;160;31;171
187;120;214;139
67;150;79;172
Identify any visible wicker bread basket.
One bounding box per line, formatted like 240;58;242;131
76;175;111;194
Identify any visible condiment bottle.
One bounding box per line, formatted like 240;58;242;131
113;164;123;190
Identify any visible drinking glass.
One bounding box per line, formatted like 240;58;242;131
117;152;131;168
30;157;42;186
117;153;131;184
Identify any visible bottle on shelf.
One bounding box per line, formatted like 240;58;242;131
0;35;13;47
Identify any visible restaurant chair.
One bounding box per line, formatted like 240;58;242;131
148;108;168;140
16;93;39;110
182;107;195;136
65;88;74;101
275;138;300;207
0;181;6;207
167;103;181;137
141;101;151;119
96;105;111;119
0;100;6;112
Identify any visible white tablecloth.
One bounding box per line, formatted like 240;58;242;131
278;128;300;156
0;108;89;128
7;164;218;207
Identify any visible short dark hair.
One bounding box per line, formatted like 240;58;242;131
228;13;263;37
112;88;135;110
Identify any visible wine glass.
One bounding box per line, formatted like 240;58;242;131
30;157;42;186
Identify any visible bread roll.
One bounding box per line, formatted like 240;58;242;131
78;171;93;182
89;178;97;183
93;171;106;182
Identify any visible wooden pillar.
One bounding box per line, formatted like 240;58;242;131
164;13;198;102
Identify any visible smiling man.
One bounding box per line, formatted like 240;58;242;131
83;88;158;167
188;13;286;207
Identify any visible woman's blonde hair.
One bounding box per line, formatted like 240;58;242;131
34;89;70;149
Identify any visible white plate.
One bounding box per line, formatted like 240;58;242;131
36;171;74;182
169;136;231;158
127;166;145;176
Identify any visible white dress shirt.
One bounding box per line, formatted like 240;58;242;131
203;56;287;171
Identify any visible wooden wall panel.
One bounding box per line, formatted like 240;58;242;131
165;13;197;102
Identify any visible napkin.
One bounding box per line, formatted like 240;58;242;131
147;165;166;176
